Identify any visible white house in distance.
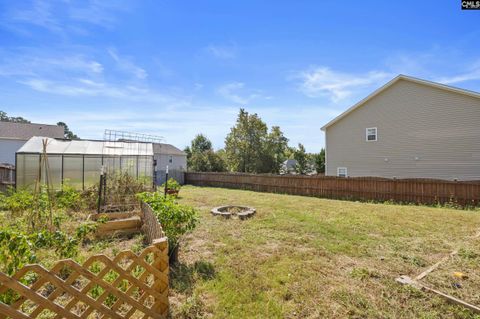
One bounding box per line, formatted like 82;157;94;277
0;122;64;165
321;75;480;181
153;143;187;184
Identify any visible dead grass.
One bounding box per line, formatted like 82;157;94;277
172;185;480;319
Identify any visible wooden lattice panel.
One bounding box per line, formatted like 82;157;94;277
141;203;165;245
0;238;168;319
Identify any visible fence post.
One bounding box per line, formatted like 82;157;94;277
152;237;169;316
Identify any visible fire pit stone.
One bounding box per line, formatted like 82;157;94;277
211;205;256;220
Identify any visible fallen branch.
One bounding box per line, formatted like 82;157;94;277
396;275;480;314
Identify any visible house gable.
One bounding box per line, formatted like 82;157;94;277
321;75;480;131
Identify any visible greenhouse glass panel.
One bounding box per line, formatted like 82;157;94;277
63;156;83;189
121;156;137;177
16;154;40;190
84;156;102;188
138;156;153;185
45;155;62;190
104;156;121;175
16;137;155;191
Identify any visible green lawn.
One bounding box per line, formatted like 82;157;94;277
172;186;480;319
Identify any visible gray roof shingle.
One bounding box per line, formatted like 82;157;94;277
0;122;64;140
153;143;186;156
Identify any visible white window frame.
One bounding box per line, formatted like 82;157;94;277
366;127;377;142
169;155;173;163
337;167;347;177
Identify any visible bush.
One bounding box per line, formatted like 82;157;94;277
56;182;82;211
0;188;34;216
161;178;182;192
137;192;198;250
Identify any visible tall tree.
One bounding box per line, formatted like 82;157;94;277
225;109;268;173
312;148;326;174
57;122;79;139
185;134;226;172
294;143;309;174
263;126;289;174
190;134;212;154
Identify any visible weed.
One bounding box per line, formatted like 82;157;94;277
458;248;478;260
177;293;206;319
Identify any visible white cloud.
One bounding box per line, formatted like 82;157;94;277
67;1;123;28
205;44;237;59
0;47;160;101
26;106;240;150
0;51;103;77
18;77;187;107
297;67;391;102
384;51;480;86
108;48;147;79
435;61;480;85
3;0;129;36
8;0;61;32
216;82;265;105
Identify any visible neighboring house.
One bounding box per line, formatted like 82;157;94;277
153;143;187;184
281;159;298;174
321;75;480;181
0;122;64;165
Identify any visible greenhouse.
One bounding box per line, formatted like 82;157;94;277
16;136;154;190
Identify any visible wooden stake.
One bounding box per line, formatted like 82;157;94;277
396;275;480;314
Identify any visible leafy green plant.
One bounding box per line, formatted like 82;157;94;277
161;178;182;192
75;221;98;242
0;230;37;275
1;188;34;217
0;227;86;276
56;182;82;211
137;192;198;251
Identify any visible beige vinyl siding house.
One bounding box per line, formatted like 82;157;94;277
321;75;480;181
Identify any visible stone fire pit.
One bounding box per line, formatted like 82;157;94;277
211;205;256;220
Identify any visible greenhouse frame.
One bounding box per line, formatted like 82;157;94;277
16;137;154;190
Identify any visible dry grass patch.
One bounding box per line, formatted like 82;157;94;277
171;186;480;319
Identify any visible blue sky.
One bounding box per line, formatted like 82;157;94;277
0;1;479;152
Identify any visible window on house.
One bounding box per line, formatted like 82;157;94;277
337;167;347;177
366;127;377;141
169;156;173;163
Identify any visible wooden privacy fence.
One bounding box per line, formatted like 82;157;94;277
0;204;169;319
185;172;480;206
0;164;15;193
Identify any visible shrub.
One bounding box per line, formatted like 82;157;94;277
161;178;182;192
137;192;198;250
56;182;82;211
0;229;37;275
1;188;34;216
0;228;83;275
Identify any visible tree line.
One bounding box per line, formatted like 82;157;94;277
185;108;325;175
